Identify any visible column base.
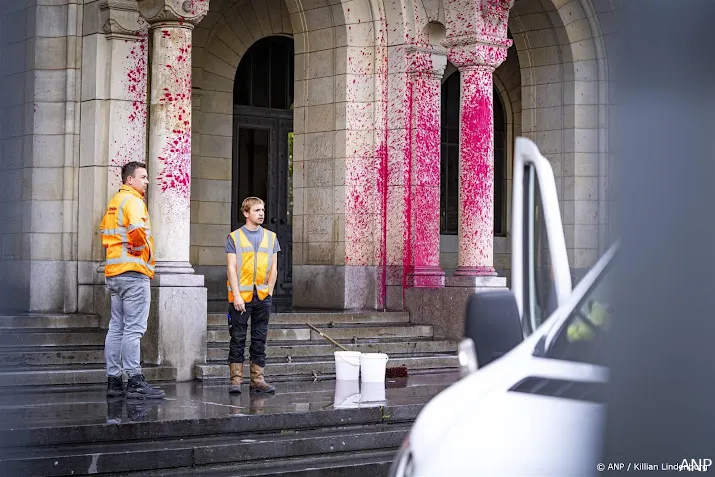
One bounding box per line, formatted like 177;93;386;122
153;261;196;275
144;268;207;382
406;266;446;288
454;266;497;277
447;275;507;288
405;279;508;341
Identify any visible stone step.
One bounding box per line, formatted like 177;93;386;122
124;448;397;477
0;422;410;476
207;325;433;344
207;311;410;327
0;365;177;387
0;373;455;407
0;375;454;476
0;383;434;447
0;314;100;329
0;329;106;347
195;355;459;380
206;340;458;361
0;383;449;424
0;346;105;367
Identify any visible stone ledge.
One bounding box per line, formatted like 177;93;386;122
446;275;507;288
405;283;508;341
150;273;205;287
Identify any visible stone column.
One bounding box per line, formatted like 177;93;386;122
84;1;149;316
446;37;510;282
139;0;207;274
137;0;209;381
406;48;447;288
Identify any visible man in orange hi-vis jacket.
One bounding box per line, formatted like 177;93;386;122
99;161;164;400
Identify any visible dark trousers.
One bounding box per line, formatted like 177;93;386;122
228;295;272;367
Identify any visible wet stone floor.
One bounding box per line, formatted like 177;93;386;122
0;372;459;430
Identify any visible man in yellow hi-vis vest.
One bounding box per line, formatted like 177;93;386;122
225;197;280;394
99;161;164;400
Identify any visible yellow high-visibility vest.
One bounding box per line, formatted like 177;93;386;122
227;228;276;302
99;185;155;279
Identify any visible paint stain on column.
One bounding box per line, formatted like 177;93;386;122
156;38;192;203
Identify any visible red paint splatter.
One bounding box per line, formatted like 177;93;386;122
442;1;512;277
111;24;149;184
157;127;191;197
409;63;446;287
154;29;193;202
454;66;497;276
341;0;515;304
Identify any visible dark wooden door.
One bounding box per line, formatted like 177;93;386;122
232;107;293;308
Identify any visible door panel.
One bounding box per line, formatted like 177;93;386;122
233;108;293;308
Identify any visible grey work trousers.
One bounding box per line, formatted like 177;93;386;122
104;273;150;378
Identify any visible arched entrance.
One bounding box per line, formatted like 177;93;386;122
232;36;294;308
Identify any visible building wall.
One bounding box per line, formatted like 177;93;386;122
190;0;296;304
510;0;616;282
1;0;82;313
190;0;618;306
0;0;618;313
191;0;369;308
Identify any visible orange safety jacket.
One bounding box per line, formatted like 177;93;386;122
227;227;276;303
99;185;155;279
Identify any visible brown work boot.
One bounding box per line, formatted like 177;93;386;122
249;362;276;394
228;362;243;394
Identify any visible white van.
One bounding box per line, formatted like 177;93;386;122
389;137;616;477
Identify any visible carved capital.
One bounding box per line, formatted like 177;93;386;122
443;34;512;70
405;46;447;79
445;0;513;42
137;0;209;27
100;0;148;39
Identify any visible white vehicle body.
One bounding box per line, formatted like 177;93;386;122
390;137;616;477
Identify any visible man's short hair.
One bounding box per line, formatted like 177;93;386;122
121;161;147;184
242;197;265;214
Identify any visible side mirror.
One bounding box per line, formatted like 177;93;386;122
464;290;524;368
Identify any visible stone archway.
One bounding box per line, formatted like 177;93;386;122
509;0;612;279
189;0;384;310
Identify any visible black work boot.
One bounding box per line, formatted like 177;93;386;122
107;375;125;397
126;374;165;399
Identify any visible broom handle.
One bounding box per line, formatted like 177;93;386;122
306;323;349;352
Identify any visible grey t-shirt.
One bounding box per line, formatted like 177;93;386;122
225;226;281;255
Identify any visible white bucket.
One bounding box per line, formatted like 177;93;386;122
360;352;389;383
334;351;362;381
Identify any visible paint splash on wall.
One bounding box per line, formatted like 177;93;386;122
112;24;149;187
410;60;445;285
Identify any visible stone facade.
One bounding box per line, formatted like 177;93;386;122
1;0;617;315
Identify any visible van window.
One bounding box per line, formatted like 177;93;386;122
546;263;614;366
522;168;557;335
